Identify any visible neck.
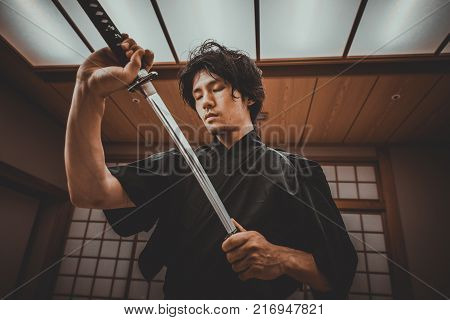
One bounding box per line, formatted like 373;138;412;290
216;125;254;149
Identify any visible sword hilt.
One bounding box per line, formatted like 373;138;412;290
77;0;149;70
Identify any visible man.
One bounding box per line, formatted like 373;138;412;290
65;36;357;299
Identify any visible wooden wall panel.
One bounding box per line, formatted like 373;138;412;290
390;74;450;143
260;76;316;145
306;75;378;143
50;82;137;142
345;74;440;144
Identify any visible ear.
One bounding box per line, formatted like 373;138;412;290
247;98;255;107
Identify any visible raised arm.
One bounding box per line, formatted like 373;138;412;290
64;36;154;209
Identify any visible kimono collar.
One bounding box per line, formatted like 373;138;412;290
210;129;262;155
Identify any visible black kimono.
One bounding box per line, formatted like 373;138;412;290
104;130;357;299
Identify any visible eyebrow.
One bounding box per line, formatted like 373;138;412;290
192;78;222;95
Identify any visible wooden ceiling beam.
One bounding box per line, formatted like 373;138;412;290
51;0;94;53
150;0;179;64
434;33;449;56
342;0;368;58
35;55;450;82
254;0;260;61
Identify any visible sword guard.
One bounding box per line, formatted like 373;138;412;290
128;71;158;93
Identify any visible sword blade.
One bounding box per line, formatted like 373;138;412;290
137;70;236;235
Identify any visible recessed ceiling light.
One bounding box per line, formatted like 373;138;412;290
391;94;401;101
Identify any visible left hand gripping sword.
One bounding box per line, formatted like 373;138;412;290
77;0;237;237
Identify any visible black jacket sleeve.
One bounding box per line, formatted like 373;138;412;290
103;149;183;237
291;157;358;299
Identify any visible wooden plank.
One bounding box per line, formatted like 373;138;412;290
415;95;450;143
260;76;316;145
390;74;450;143
51;82;137;142
306;75;378;143
345;74;440;144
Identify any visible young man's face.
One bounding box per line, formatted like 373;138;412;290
192;70;253;135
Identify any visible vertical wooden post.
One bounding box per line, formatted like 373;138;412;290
377;147;413;299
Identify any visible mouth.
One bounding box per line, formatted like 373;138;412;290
204;113;219;121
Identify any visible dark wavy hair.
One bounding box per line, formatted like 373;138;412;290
178;40;265;124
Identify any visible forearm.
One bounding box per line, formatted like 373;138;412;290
65;81;109;206
280;246;331;292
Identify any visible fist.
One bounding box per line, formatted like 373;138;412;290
76;34;154;97
222;219;287;281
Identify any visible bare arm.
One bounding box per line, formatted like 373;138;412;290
65;36;154;209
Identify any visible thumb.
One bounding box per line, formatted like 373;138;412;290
231;218;247;232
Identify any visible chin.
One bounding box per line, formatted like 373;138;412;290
207;123;240;136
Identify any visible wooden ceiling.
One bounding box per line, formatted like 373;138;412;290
2;38;449;149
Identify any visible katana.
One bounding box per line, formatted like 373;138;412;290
77;0;237;236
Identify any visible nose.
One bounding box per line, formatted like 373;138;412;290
201;91;215;111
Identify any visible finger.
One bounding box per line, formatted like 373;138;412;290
121;37;137;50
226;247;247;264
125;44;143;59
232;258;250;273
144;49;154;71
232;219;247;232
222;232;252;252
122;48;144;81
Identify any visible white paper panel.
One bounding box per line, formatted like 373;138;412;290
158;0;256;60
73;277;93;295
364;233;386;252
68;222;87;238
92;278;112;297
322;165;336;181
0;0;91;65
341;213;362;231
362;214;383;232
64;239;83;256
97;259;115;277
100;241;119;257
260;0;360;58
337;166;356;181
99;0;174;62
83;240;101;257
356;166;376;182
338;182;358;199
367;253;389;273
54;276;74;295
369;274;392;295
78;258;96;276
350;0;450;56
351;273;369;293
112;279;126;298
115;260;130;278
358;183;379;199
328;182;338;198
90;209;106;221
128;281;148;299
86;222;104;239
73;207;90;220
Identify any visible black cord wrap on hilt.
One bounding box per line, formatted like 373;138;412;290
77;0;128;66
